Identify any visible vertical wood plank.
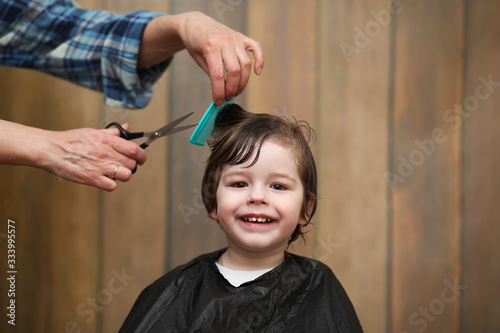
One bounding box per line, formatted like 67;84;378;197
0;69;55;333
391;1;464;332
246;0;317;258
99;1;170;332
166;0;248;269
47;78;101;333
461;0;500;331
316;0;390;331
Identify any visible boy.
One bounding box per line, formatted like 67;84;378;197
120;104;362;332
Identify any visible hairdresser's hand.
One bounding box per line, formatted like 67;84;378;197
138;12;264;105
0;120;147;191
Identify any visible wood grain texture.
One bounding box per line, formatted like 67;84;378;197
46;77;102;333
316;0;390;331
391;1;464;332
461;0;500;330
246;0;318;258
0;68;55;333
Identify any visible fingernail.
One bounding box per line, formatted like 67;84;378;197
216;99;223;105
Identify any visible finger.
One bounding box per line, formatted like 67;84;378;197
95;164;131;192
204;50;226;105
234;47;253;96
191;52;210;75
114;146;145;170
221;46;242;101
103;123;130;136
105;163;132;182
244;37;264;75
95;175;118;192
104;124;147;167
104;134;148;167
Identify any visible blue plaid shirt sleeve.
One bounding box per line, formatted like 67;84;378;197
0;0;171;109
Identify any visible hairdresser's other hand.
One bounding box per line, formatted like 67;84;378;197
138;12;264;105
0;120;147;191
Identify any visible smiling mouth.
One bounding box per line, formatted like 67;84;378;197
242;217;274;223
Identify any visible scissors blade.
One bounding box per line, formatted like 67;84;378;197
163;124;198;136
143;112;195;146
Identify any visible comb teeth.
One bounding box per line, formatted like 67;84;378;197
190;98;235;146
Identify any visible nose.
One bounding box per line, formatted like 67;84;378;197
247;184;268;205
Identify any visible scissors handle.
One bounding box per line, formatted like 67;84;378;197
105;122;146;174
105;122;144;140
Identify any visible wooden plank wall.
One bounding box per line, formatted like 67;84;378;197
461;1;500;331
317;0;390;331
391;0;463;332
1;0;499;332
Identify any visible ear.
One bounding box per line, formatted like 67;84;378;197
299;197;316;226
209;210;218;220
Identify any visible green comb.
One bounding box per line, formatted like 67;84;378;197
190;98;235;146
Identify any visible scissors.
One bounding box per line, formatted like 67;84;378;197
105;112;197;173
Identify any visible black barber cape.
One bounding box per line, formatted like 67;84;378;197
119;249;363;333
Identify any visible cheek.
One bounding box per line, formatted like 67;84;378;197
213;187;232;219
276;194;303;219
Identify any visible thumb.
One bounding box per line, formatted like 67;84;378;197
103;123;130;136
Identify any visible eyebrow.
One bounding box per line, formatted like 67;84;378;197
268;172;298;184
221;170;298;185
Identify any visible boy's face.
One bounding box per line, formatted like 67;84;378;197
211;140;307;255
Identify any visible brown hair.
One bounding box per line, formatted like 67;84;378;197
201;104;317;244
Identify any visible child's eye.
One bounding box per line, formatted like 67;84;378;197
271;184;287;191
231;182;248;188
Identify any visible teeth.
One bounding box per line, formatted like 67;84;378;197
243;217;272;223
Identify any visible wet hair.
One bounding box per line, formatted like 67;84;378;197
201;104;317;245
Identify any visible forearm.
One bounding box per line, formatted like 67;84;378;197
0;120;47;168
0;0;169;108
0;120;76;175
0;119;148;191
137;14;186;69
